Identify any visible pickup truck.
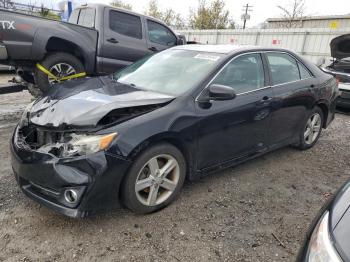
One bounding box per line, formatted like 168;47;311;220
0;4;185;93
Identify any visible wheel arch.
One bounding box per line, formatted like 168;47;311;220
45;37;85;67
126;133;196;181
315;101;329;128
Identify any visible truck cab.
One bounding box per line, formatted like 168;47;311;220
69;4;183;74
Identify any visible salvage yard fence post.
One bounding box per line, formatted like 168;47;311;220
176;28;349;64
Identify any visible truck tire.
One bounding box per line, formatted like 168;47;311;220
35;52;85;93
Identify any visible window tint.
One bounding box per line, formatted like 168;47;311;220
267;53;300;85
212;53;265;94
147;20;177;46
109;11;142;39
77;8;95;28
68;9;80;24
298;62;312;79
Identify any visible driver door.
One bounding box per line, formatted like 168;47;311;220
196;53;273;170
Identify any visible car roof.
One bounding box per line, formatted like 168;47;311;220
173;44;290;55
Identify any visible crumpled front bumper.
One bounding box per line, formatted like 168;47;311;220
10;127;132;218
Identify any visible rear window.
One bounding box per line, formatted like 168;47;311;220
77;8;95;28
68;9;80;24
109;11;142;39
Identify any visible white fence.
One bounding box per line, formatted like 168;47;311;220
176;28;349;63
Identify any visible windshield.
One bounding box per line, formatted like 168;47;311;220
114;49;224;96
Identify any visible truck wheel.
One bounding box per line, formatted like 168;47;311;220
35;52;85;93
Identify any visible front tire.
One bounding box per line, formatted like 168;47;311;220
121;143;186;214
35;52;85;93
295;107;324;150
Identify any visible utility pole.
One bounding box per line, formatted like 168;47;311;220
241;3;253;29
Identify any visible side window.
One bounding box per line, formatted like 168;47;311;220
77;8;95;28
68;9;80;24
212;53;265;94
109;11;142;39
298;62;312;79
266;53;300;85
147;20;177;46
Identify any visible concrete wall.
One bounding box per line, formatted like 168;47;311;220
176;28;350;64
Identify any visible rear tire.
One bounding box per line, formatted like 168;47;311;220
121;143;186;214
295;106;324;150
35;52;85;93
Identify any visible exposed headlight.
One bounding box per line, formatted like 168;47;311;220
307;211;342;262
63;133;117;157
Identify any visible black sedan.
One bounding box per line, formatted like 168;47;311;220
298;180;350;261
10;45;339;217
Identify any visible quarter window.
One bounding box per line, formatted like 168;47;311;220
298;62;312;79
109;11;142;39
147;20;177;46
77;8;95;28
212;53;265;94
266;53;300;85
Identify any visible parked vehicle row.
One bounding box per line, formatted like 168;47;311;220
0;4;185;93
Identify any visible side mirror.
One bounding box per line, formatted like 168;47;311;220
208;84;236;101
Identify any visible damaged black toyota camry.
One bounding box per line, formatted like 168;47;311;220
11;45;338;217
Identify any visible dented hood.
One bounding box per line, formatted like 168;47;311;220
330;34;350;59
29;76;174;128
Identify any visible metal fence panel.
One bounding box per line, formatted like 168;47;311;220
177;28;349;63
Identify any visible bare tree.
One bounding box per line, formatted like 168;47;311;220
189;0;230;30
146;0;185;29
110;0;132;10
277;0;306;28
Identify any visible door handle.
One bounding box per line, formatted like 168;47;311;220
107;38;119;44
257;96;273;105
149;46;158;52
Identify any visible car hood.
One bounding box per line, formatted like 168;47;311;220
330;34;350;60
29;76;175;128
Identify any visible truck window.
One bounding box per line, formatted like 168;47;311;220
77;8;95;28
109;11;142;39
147;20;176;46
68;9;80;24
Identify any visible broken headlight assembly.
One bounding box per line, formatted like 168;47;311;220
306;211;342;262
62;133;117;157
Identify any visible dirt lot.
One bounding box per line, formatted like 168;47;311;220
0;73;349;262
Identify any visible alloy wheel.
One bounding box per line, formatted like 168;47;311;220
304;113;322;145
48;63;76;84
135;154;180;207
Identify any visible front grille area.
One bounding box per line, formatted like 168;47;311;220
18;124;69;149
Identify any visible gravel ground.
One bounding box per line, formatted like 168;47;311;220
0;73;349;262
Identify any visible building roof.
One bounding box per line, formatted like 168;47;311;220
267;14;350;22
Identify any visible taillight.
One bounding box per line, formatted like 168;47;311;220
335;76;340;85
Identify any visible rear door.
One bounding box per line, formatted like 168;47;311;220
145;20;177;53
101;8;149;73
264;52;316;145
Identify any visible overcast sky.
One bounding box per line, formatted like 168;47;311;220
20;0;350;27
